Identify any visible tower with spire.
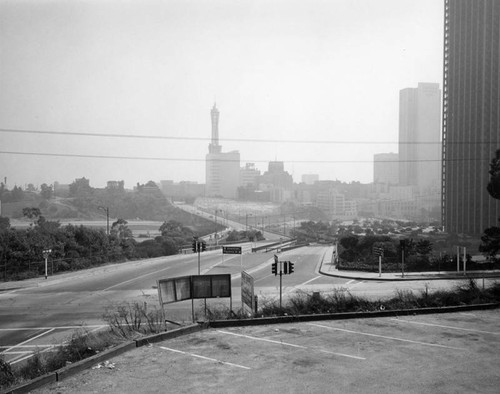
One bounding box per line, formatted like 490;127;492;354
209;103;221;153
205;104;240;199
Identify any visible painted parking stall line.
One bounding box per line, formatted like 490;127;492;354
217;330;365;360
217;330;306;349
159;346;251;370
390;318;500;335
307;323;466;350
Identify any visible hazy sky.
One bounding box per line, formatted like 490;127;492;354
0;0;443;189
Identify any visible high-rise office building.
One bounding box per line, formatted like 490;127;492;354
399;83;441;192
205;104;240;199
442;0;500;235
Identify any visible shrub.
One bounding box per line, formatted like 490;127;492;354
18;352;46;380
103;302;165;338
0;356;15;389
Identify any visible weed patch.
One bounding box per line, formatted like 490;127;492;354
102;301;165;338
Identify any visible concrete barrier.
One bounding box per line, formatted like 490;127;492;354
2;372;57;394
205;303;500;328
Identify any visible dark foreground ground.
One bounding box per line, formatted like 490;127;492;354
34;309;500;394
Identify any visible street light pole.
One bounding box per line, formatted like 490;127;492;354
43;249;52;279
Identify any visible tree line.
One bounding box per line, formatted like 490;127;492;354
0;208;207;281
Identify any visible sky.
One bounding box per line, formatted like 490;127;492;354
0;0;444;189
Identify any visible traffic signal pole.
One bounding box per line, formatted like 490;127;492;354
198;248;201;275
279;268;282;309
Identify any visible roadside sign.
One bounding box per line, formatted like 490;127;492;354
223;246;242;254
241;271;255;316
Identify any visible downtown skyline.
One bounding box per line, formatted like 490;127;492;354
0;0;443;189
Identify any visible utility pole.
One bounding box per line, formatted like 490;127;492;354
99;206;109;235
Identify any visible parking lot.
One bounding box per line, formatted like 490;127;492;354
38;309;500;393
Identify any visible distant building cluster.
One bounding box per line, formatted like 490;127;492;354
138;1;500;235
11;0;500;237
153;101;446;223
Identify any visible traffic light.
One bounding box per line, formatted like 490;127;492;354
288;262;294;274
271;262;277;275
201;242;207;252
192;240;198;253
283;261;289;274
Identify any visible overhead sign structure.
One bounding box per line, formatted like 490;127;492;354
222;246;242;255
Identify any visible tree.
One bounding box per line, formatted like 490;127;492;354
23;207;42;222
40;184;53;200
479;223;500;259
11;186;24;202
110;218;133;240
480;150;500;260
487;149;500;199
0;217;10;232
416;239;433;256
340;235;358;250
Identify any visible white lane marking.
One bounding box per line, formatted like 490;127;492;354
103;267;171;291
346;280;364;289
300;276;322;286
345;280;356;286
0;345;56;349
159;346;250;370
1;351;32;355
307;323;465;350
390;319;500;335
0;325;106;331
254;273;276;283
1;328;55;355
217;330;364;360
217;330;306;348
2;328;57;363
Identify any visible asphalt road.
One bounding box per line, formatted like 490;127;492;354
0;244;487;365
0;244;339;363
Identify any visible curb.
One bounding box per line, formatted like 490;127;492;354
319;262;500;281
204;302;500;328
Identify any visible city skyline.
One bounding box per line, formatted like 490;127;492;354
0;0;443;189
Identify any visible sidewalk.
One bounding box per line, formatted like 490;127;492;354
319;247;500;281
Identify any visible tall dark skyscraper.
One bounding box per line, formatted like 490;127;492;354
442;0;500;235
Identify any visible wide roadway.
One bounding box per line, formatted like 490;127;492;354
0;244;480;364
